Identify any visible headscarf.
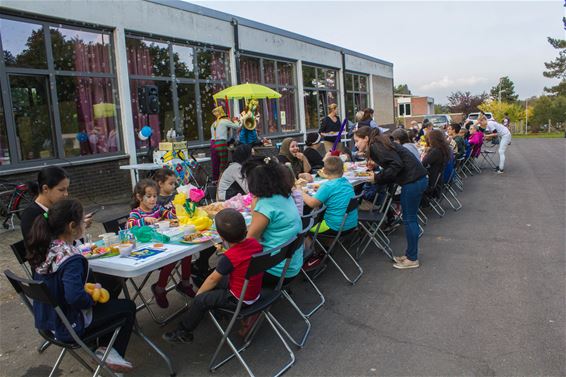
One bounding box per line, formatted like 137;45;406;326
278;138;303;177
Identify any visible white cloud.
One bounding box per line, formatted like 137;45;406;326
419;76;489;91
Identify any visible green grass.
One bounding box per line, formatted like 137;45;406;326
511;132;564;139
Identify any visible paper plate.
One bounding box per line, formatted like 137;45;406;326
181;235;213;244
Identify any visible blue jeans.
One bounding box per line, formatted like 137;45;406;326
400;176;428;261
239;128;257;144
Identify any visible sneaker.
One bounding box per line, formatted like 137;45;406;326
497;169;504;175
151;283;169;309
392;255;407;263
175;281;196;298
162;328;194;344
493;167;500;172
393;259;420;269
304;254;324;270
95;347;133;373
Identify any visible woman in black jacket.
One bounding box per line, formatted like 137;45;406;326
422;129;451;197
354;127;428;269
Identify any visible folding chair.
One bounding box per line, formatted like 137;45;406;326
423;172;446;218
441;159;463;212
207;243;296;377
102;216;129;234
312;193;364;285
356;186;394;261
4;270;126;377
298;207;327;318
480;147;498;169
269;217;315;348
10;240;52;354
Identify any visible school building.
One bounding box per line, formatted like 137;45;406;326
0;0;394;198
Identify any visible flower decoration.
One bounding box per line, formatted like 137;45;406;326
184;188;205;217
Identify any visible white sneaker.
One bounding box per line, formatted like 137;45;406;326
95;347;133;373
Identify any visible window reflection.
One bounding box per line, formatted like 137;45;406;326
303;65;338;128
9;75;55;161
57;76;119;156
177;83;198;141
50;27;111;73
198;49;228;81
173;45;195;78
126;38;170;77
345;72;370;121
1;18;47;68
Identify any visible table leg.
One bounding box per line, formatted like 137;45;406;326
122;279;177;376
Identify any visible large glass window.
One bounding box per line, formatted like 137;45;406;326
0;93;9;165
345;72;370;122
238;55;298;135
126;35;230;149
0;16;120;167
303;64;339;130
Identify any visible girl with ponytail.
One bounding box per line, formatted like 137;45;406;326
29;199;136;373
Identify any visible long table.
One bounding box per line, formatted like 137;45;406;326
89;240;215;376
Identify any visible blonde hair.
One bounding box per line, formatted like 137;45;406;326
323;156;344;177
328;103;338;113
355;111;365;122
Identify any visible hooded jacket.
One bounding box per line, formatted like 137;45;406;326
33;255;93;342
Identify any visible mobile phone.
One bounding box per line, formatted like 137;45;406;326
86;206;103;217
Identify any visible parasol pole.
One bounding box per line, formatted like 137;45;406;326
225;95;231;119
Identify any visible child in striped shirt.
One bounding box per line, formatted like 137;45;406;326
128;179;195;308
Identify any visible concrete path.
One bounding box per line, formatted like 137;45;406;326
0;138;564;376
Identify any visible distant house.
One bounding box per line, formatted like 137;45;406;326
394;94;435;118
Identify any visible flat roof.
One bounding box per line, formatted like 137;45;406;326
148;0;394;67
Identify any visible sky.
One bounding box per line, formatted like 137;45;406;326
192;0;565;104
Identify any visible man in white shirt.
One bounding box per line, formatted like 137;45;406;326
479;117;512;174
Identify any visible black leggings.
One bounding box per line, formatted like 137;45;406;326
83;299;136;357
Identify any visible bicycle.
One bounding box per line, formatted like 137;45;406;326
0;180;34;230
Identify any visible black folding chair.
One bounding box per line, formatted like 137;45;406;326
102;216;129;234
422;172;446;218
312;193;364;285
207;243;296;377
269;217;315;348
4;269;126;377
356;186;394;261
10;240;52;354
298;207;327;318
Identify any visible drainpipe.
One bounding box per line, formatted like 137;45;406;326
232;18;241;85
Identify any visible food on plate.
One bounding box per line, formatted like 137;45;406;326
355;171;373;177
153;243;164;248
317;169;329;179
183;232;202;242
295;178;308;187
201;202;225;217
169;219;179;227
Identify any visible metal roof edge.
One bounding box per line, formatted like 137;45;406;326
146;0;393;67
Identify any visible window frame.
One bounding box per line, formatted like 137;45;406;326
238;53;298;136
398;103;412;117
344;71;370;122
125;33;231;148
302;63;339;130
0;13;122;169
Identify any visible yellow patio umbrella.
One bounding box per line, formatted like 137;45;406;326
213;83;282;102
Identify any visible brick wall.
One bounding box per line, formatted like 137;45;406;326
0;157;132;202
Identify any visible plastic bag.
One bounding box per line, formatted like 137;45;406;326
130;226;171;243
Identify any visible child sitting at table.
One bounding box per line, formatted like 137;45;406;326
162;208;263;344
128;179;195;308
302;156;358;234
29;199;136;373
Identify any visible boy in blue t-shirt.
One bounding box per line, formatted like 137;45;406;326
302;156;358;233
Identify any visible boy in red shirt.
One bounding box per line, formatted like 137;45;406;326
163;208;263;343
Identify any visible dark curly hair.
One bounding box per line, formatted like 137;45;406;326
242;156;293;198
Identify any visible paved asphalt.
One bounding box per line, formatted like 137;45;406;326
0;138;564;376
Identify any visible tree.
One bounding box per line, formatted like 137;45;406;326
447;91;488;115
490;76;519;102
394;84;411;95
530;95;566;131
434;104;450;114
543;36;566;96
478;99;524;123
